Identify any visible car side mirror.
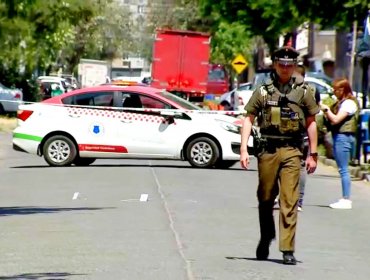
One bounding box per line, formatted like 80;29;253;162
160;111;183;124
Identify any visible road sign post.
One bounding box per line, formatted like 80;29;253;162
231;54;248;88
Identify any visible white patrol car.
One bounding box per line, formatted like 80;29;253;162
13;103;253;168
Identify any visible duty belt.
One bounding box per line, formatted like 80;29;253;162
262;135;302;148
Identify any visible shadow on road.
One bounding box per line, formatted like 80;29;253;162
10;164;258;172
225;256;302;264
0;272;86;279
306;204;330;208
0;206;115;216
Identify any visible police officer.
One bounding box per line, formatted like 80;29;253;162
240;46;320;265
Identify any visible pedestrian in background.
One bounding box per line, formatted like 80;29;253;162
321;78;359;209
295;64;321;211
240;46;319;265
322;59;335;83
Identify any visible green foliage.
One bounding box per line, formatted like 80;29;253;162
200;0;370;51
211;21;253;65
0;0;135;101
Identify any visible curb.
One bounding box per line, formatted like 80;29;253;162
319;156;370;181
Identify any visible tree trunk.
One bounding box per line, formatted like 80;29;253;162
334;30;349;78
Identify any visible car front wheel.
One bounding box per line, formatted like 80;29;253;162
186;137;220;168
43;135;77;166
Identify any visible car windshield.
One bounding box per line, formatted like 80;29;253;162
157;91;202;110
208;68;226;81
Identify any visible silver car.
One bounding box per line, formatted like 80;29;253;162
0;83;23;114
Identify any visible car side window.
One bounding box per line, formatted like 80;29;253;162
140;95;170;109
62;92;114;107
120;92;170;109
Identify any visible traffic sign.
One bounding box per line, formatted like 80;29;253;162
231;54;248;74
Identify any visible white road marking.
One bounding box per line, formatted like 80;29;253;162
72;192;79;200
151;168;195;280
120;199;139;202
139;193;149;202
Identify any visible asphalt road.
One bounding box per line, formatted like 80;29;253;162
1;131;370;280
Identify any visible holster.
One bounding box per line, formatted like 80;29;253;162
253;136;267;157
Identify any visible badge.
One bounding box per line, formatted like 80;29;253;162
89;122;105;136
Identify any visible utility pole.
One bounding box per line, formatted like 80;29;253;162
349;21;358;88
308;22;315;71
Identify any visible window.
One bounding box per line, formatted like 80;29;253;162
140;95;170;109
137;5;145;14
208;68;225;81
62;92;114;107
120;92;171;109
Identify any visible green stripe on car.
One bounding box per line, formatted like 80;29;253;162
13;133;42;142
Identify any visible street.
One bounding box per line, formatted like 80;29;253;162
1;131;370;280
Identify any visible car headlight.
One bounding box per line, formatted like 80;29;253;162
216;120;241;134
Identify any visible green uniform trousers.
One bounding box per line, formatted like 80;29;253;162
257;146;301;252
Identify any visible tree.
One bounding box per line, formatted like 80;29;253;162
0;0;113;100
200;0;370;51
60;1;134;74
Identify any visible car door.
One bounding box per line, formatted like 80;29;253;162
117;91;190;158
61;91;124;154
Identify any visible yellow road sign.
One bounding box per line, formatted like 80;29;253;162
232;54;248;74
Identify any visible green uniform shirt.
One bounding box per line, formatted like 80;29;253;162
245;76;319;137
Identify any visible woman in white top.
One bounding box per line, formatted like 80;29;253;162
321;78;359;209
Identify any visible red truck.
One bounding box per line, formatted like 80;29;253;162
151;29;229;102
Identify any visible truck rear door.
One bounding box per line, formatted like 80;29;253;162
151;30;210;96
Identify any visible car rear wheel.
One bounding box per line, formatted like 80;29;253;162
43;135;77;166
186;137;220;168
73;157;96;166
0;104;5;115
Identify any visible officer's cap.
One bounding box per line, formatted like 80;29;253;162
272;46;299;65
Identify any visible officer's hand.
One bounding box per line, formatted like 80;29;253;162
240;150;250;169
306;156;317;174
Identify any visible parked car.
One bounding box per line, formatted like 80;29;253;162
0;83;23;114
219;83;253;111
37;76;73;100
304;76;333;101
13;85;253;168
305;76;365;107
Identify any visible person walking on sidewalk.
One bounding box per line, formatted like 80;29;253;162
321;78;359;209
240;46;320;265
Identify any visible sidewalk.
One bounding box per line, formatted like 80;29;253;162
319;156;370;181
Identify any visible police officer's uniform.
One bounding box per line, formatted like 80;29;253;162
244;46;320;264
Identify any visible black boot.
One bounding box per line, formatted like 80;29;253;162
256;201;276;260
282;251;297;265
256;239;272;260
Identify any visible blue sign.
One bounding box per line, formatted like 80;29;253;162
93;125;100;134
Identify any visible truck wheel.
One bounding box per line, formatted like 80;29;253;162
43;135;77;166
186;137;219;168
0;104;5;115
215;160;237;169
73;157;96;166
